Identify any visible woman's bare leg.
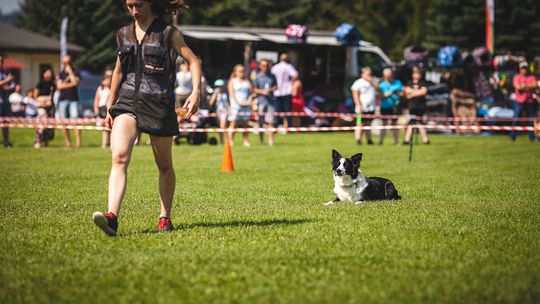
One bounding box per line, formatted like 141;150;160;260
242;121;250;146
355;121;362;143
107;114;139;216
379;119;389;144
418;126;429;143
392;120;399;144
149;135;175;218
405;125;413;142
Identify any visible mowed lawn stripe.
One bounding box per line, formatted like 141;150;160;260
1;129;539;303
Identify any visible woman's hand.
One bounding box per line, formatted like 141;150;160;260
183;91;200;119
104;113;113;131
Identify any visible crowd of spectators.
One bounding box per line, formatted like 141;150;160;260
1;53;539;148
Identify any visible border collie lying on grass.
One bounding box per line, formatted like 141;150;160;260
325;149;401;205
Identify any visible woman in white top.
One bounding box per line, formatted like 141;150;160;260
175;62;192;107
227;64;253;147
94;76;111;148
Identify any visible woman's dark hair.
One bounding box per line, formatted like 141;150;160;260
40;67;55;81
149;0;189;20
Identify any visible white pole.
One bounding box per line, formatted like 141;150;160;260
60;17;69;70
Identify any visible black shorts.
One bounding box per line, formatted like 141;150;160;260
98;106;108;119
359;111;375;123
410;108;426;117
380;108;395;116
1;101;11;117
409;108;427;124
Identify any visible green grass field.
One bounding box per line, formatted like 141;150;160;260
1;129;539;303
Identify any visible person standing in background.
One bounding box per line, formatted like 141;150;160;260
227;64;253;147
208;79;229;144
291;77;304;128
510;62;538;142
403;67;430;144
94;76;111;148
450;73;478;135
378;68;402;145
23;89;37;118
34;68;55;149
0;56;15;148
175;61;192;106
9;84;25;117
351;67;377;145
56;55;82;148
173;61;192;145
271;53;298;129
253;59;277;146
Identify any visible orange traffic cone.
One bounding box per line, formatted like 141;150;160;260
221;140;234;172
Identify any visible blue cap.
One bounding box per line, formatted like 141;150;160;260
213;79;225;87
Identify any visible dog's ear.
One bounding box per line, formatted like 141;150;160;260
332;149;342;160
351;153;363;166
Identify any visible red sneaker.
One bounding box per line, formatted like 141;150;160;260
157;217;174;232
92;211;118;236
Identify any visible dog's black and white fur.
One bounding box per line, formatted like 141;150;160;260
325;149;401;205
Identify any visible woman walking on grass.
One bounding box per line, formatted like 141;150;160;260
92;0;201;236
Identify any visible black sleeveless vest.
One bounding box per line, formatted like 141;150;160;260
110;19;179;136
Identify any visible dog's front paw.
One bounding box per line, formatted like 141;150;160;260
324;201;335;206
354;201;365;205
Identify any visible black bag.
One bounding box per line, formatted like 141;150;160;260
98;106;108;118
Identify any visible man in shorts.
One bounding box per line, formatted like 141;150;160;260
253;60;277;146
351;67;378;145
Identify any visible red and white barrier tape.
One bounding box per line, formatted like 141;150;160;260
2;113;538;124
1;122;537;133
201;112;538;122
0;117;98;124
177;125;537;133
2;122;107;131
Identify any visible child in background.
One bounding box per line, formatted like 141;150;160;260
9;84;25;117
208;79;229;144
93;76;111;148
23;89;37;118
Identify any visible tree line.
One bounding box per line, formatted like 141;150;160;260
15;0;540;72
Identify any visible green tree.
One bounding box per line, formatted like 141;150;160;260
17;0;130;72
494;0;540;57
425;0;484;51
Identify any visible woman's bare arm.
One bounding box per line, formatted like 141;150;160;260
171;30;201;119
104;57;122;129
